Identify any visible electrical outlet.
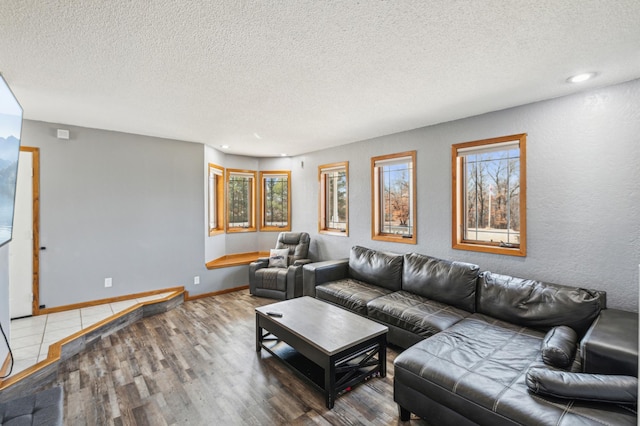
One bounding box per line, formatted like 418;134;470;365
194;276;200;285
105;277;112;288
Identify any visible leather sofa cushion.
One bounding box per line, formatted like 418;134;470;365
348;246;403;291
394;313;637;425
477;272;604;337
366;291;470;339
402;253;479;312
526;367;638;404
541;326;577;369
315;278;393;315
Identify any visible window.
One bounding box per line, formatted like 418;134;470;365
452;133;526;256
319;162;348;235
208;163;224;236
226;169;256;232
260;170;291;231
371;151;416;244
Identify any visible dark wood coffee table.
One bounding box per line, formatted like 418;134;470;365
256;296;388;409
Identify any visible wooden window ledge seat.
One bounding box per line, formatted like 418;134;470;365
206;251;270;269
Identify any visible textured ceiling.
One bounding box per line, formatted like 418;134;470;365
1;1;640;157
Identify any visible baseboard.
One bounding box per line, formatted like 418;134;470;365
185;285;249;301
38;286;185;315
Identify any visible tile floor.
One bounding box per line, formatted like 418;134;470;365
8;293;171;377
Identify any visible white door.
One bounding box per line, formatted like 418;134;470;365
9;150;33;319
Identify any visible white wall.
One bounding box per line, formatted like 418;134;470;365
291;79;640;312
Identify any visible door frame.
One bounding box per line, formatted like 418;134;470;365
17;146;40;316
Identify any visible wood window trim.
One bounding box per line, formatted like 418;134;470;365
259;170;291;232
451;133;527;257
208;163;225;236
371;151;417;244
226;168;257;233
318;161;349;236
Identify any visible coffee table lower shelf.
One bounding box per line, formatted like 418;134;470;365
257;328;386;409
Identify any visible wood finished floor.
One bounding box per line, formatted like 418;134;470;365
55;290;429;425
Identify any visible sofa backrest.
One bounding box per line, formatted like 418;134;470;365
349;246;403;291
402;253;479;312
477;271;606;337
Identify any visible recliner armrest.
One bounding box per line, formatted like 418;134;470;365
302;259;349;297
292;259;312;266
250;258;269;270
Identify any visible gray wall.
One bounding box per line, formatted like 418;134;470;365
2;79;637;316
20;121;259;308
291;79;640;312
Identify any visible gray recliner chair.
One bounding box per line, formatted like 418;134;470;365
249;232;311;300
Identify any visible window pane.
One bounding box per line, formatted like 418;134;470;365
463;148;520;245
264;175;288;227
208;163;224;235
208;173;216;229
325;170;347;230
380;162;413;236
228;175;252;227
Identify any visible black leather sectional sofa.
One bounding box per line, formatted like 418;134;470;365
303;245;638;425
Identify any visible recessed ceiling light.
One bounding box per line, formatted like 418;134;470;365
567;72;596;83
253;133;262;140
280;153;287;157
220;144;229;149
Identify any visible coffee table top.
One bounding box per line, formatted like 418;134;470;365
256;296;388;356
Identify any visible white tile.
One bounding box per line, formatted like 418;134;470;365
82;312;114;328
45;318;81;332
10;322;46;339
110;300;139;313
136;293;168;303
9;358;39;376
42;326;82;346
37;353;48;363
11;315;47;331
10;333;43;350
81;304;113;316
46;310;81;323
11;343;42;361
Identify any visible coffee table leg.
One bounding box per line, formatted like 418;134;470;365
325;358;336;409
256;314;262;352
379;336;387;377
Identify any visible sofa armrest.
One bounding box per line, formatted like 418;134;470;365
526;367;637;404
292;258;312;266
580;308;638;376
302;259;349;297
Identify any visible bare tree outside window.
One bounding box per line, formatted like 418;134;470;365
261;171;290;231
319;162;349;235
452;134;526;256
226;169;256;232
464;149;520;244
372;151;416;244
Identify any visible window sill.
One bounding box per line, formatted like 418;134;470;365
226;227;257;233
206;251;270;269
453;242;526;257
372;234;416;244
260;225;291;232
319;229;349;237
